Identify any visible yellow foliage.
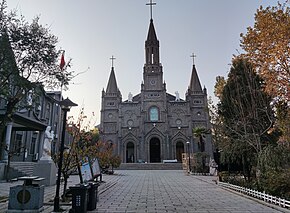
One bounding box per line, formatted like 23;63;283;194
240;3;290;103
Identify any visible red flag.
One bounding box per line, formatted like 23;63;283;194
60;52;65;70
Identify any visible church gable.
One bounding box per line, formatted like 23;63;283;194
171;131;189;143
121;132;139;144
144;126;165;140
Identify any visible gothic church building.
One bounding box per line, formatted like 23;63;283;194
100;16;212;163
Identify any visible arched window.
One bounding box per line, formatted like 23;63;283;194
149;107;159;121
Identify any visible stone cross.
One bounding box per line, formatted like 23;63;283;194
190;53;197;65
146;0;156;20
110;55;116;67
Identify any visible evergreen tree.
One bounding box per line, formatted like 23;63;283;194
218;58;275;180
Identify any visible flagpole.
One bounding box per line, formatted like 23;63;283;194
57;50;65;153
54;50;65;212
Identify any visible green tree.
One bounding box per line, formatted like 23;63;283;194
218;57;275;180
192;127;211;172
0;0;72;151
192;127;210;152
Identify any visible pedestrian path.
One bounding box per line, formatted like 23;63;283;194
97;170;287;213
0;170;289;213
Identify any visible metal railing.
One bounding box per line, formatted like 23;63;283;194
219;181;290;209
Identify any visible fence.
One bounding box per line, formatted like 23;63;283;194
219;181;290;209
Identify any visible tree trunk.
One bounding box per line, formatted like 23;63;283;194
62;174;68;202
242;154;247;181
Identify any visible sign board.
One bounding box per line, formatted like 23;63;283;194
91;158;101;178
80;158;93;183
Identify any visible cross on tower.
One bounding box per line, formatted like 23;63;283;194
110;55;116;67
146;0;156;20
190;53;197;65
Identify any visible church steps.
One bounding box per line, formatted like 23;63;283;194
9;162;36;178
116;163;183;170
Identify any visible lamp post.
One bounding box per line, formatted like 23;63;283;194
186;141;191;174
53;98;77;212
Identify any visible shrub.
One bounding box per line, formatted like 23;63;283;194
260;169;290;200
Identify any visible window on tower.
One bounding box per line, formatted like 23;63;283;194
149;106;159;121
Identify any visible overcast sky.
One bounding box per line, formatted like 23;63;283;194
6;0;280;127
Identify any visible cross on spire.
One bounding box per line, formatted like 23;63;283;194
110;55;116;67
146;0;156;20
190;53;197;65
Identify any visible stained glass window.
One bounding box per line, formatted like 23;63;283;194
150;107;159;121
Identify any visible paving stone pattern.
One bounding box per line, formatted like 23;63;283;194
0;170;288;213
97;170;285;213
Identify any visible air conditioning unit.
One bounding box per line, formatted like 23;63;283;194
7;185;44;212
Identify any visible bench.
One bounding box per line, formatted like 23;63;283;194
17;176;45;186
163;159;178;163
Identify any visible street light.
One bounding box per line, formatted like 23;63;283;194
186;141;191;174
53;98;77;212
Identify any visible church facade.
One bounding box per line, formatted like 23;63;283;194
99;17;212;164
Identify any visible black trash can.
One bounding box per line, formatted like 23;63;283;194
69;184;90;213
87;182;99;211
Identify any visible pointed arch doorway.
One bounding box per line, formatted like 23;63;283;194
149;137;161;163
176;141;184;162
126;142;135;163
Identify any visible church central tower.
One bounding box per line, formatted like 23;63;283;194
142;19;164;91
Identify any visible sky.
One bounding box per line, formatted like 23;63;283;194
6;0;280;127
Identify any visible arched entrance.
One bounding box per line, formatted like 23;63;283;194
126;142;135;163
176;141;184;162
149;137;160;162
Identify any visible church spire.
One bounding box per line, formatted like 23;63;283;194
106;56;119;93
147;19;158;42
143;0;164;91
145;19;159;65
145;0;159;65
188;53;202;92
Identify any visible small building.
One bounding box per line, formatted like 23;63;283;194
0;88;62;179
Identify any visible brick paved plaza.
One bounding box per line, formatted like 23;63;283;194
0;170;289;213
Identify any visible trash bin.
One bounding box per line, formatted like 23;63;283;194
87;182;99;211
7;176;45;213
69;184;90;213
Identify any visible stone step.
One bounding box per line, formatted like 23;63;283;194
9;162;36;177
116;163;183;170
